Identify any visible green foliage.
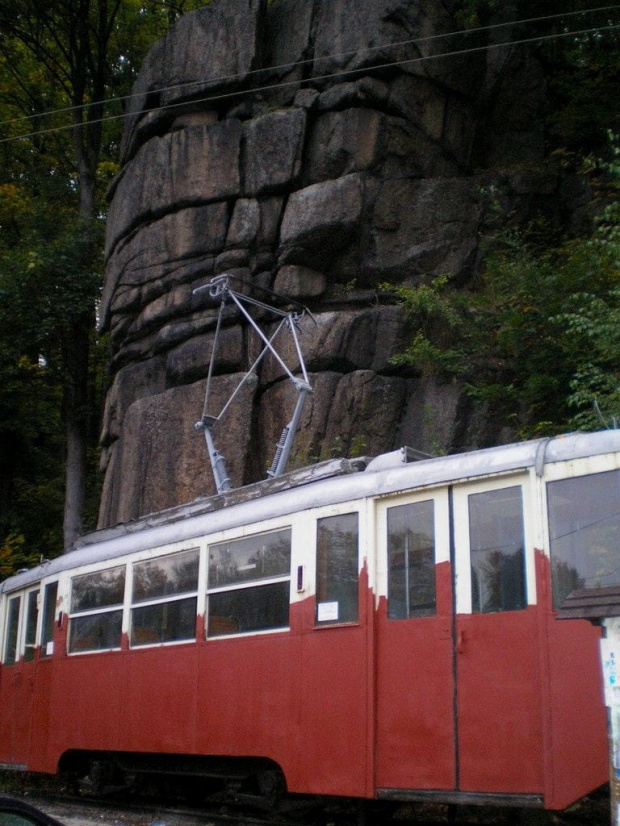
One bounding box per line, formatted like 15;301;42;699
0;205;106;560
455;0;500;30
0;533;40;580
0;0;211;567
387;138;620;438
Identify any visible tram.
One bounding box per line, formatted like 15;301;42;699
1;429;618;811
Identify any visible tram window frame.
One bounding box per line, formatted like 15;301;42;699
387;499;436;620
68;565;126;654
3;594;21;665
315;512;359;626
23;588;39;662
468;485;527;614
130;547;199;647
40;581;58;657
206;527;292;638
547;468;620;608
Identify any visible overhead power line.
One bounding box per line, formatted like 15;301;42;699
0;2;618;132
0;7;619;145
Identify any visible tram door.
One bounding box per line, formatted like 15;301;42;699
451;475;544;796
375;475;543;797
375;490;456;791
0;588;39;766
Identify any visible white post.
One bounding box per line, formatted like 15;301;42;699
601;618;620;825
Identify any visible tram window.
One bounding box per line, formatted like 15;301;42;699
207;528;291;637
71;566;125;612
387;500;436;619
209;581;290;636
3;596;21;665
69;565;125;653
131;548;199;646
24;590;39;662
316;512;359;625
41;581;58;657
548;469;620;608
469;486;526;613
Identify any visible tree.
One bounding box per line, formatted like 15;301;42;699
0;0;207;561
386;139;620;439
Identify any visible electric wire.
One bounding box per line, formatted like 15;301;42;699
0;5;619;144
0;2;618;131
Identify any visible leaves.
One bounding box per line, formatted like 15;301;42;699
389;136;620;438
0;0;207;564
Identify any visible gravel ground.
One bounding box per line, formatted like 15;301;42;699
0;772;611;826
6;795;219;826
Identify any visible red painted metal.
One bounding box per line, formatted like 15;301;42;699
534;550;607;810
456;608;544;794
0;548;609;810
375;560;455;790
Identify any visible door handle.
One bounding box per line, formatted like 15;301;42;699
457;629;466;653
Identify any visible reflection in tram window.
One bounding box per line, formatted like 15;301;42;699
131;597;197;645
469;486;526;613
207;529;291;637
387;500;436;619
3;595;21;664
41;581;58;657
548;469;620;608
69;565;126;653
131;548;199;646
71;566;126;612
24;589;39;662
316;513;359;624
133;548;199;602
208;581;289;636
70;611;123;652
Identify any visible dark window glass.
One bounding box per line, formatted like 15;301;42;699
131;596;197;646
388;500;436;619
548;469;620;608
209;529;291;587
71;566;125;612
130;549;200;647
24;590;39;662
206;529;291;638
133;548;199;602
3;596;21;665
469;486;526;613
41;581;58;657
208;582;290;637
316;512;359;624
69;610;122;653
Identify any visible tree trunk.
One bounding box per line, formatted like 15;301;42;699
63;117;98;550
62;318;91;550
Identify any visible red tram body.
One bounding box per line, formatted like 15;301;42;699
1;431;617;811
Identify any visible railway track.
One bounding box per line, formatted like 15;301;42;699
15;787;613;826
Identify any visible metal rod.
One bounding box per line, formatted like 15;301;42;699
199;420;232;494
268;385;311;478
288;315;310;385
228;291;297;382
217;318;289;422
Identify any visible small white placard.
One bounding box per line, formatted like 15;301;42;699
45;642;54;657
317;601;339;622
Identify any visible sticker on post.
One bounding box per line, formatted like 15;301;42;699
602;637;620;707
318;601;339;622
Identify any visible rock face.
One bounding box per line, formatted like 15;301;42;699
98;0;577;527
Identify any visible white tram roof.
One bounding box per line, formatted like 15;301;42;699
3;429;620;595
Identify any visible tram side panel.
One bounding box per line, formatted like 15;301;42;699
296;589;372;796
535;552;607;811
374;559;456;792
194;631;302;782
0;589;45;771
544;614;606;809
